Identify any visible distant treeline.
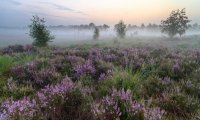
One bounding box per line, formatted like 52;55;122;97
49;23;110;30
127;23;200;31
1;23;200;31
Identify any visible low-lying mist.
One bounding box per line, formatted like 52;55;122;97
0;27;200;48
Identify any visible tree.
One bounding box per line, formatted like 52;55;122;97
93;26;100;40
29;15;54;47
115;20;127;38
161;8;190;38
89;23;95;29
141;23;145;29
103;24;110;30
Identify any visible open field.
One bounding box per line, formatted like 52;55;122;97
0;40;200;119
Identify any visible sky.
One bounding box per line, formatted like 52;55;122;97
0;0;200;27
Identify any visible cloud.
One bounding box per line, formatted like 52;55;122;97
30;12;66;19
2;0;21;5
39;2;86;15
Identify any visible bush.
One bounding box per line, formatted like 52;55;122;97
157;90;200;119
92;89;166;120
11;60;61;89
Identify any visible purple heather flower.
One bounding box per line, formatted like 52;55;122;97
37;76;75;108
0;112;7;120
161;77;172;85
74;60;96;77
1;98;37;119
144;107;165;120
89;48;102;60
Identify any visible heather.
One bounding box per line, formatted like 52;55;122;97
0;44;200;120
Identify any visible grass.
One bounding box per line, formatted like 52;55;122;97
0;53;39;75
53;35;200;49
0;55;14;75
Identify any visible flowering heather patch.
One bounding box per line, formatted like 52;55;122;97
65;55;85;66
95;60;113;81
36;76;75;108
11;60;61;89
34;67;61;88
1;98;37;119
2;45;37;54
103;54;118;62
74;59;96;78
89;48;102;60
1;46;200;119
0;112;6;120
92;89;165;119
36;76;94;119
144;107;165;120
92;95;122;120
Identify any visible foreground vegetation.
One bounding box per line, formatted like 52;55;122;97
0;43;200;120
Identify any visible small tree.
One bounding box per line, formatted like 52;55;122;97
161;8;190;38
93;26;100;40
29;15;54;47
141;23;145;29
115;20;126;38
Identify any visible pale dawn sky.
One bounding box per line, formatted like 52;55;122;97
0;0;200;27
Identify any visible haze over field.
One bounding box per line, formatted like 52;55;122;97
0;0;200;47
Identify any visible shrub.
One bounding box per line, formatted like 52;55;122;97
11;60;61;89
1;98;38;120
140;76;174;98
36;77;93;119
74;60;96;78
157;90;200;119
92;89;165;120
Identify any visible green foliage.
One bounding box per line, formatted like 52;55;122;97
29;15;54;47
0;77;10;103
79;75;95;86
140;76;166;98
158;91;200;119
161;8;190;38
11;86;35;100
96;69;142;99
0;55;14;75
115;20;127;38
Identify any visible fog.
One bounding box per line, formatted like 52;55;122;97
0;27;200;48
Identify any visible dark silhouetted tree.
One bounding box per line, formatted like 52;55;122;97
93;26;100;40
115;20;126;38
89;23;95;29
103;24;110;30
141;23;145;29
161;8;190;38
29;15;54;47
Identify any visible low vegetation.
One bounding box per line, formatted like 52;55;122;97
0;44;200;120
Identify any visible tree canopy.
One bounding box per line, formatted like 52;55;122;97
29;16;54;47
115;20;127;38
161;8;190;38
